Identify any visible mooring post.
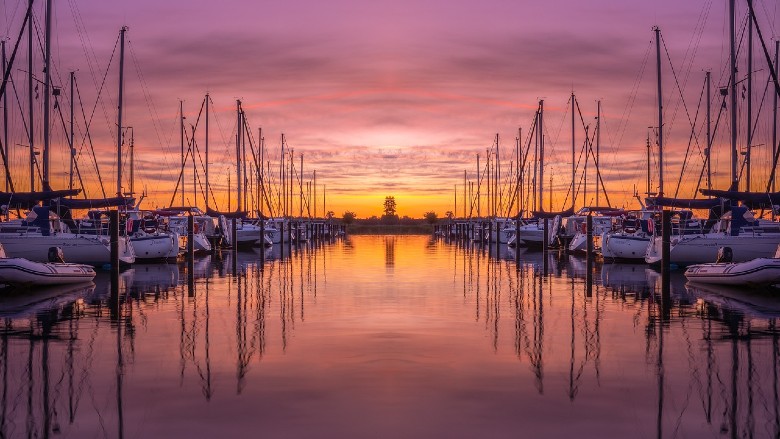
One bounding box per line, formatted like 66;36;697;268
187;214;194;258
109;209;120;318
515;217;521;267
661;209;672;303
542;218;549;253
586;213;593;297
231;217;238;273
259;217;265;267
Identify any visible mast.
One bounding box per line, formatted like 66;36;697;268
495;133;500;217
205;94;210;211
236;100;242;212
69;71;74;190
28;0;34;192
476;153;480;217
180;100;184;204
486;148;490;217
655;26;664;196
463;170;467;218
1;41;6;191
596;100;601;205
538;100;544;212
571;92;575;210
646;133;651;197
116;26;126;198
774;42;779;192
129;127;134;196
313;169;316;218
42;0;51;190
280;133;285;217
746;8;753;191
706;71;712;191
729;0;738;188
299;154;303;218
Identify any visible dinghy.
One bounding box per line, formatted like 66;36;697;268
0;258;96;286
684;257;780;287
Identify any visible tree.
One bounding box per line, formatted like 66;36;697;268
445;211;454;220
326;211;335;220
383;196;397;217
342;211;356;224
424;211;438;224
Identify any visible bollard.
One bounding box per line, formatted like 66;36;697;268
109;209;120;319
259;218;265;267
586;214;593;297
661;210;672;303
515;217;521;267
586;214;593;259
187;214;194;258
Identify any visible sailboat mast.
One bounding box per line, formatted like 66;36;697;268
180;100;184;204
655;26;664;196
571;92;575;211
646;133;651;196
280;133;285;217
495;133;500;217
42;0;51;190
27;0;34;192
129;127;134;196
538;100;544;212
596;100;601;205
205;94;209;211
729;0;738;187
774;42;779;193
236;100;242;212
746;9;753;191
706;71;712;191
1;41;7;192
299;154;303;218
476;154;480;217
116;26;126;198
69;71;74;191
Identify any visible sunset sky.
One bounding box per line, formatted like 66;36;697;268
1;0;779;217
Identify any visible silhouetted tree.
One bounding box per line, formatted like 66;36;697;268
342;211;356;224
445;211;454;220
424;211;438;224
382;196;399;224
383;196;397;217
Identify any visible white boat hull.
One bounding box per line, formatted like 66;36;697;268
601;232;651;261
0;258;96;286
685;258;780;286
646;234;780;266
130;233;178;260
0;233;135;266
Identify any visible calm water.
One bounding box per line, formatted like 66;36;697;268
1;235;779;438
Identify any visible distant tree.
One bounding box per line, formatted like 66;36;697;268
342;211;356;224
382;196;399;224
424;211;438;224
383;196;397;217
326;210;335;220
445;211;454;220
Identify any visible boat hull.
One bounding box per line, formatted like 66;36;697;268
0;234;135;266
646;234;780;266
0;258;96;286
685;258;780;286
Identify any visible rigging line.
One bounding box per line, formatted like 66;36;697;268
74;78;106;198
127;39;175;181
576;100;612;207
75;31;117;161
673;76;707;199
53;92;88;196
661;33;706;170
0;0;32;104
613;40;653;159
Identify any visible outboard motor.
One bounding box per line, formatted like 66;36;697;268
716;246;733;263
48;246;65;263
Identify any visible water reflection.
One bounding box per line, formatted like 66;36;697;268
1;236;780;438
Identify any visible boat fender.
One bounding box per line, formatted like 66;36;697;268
716;246;733;263
48;246;65;263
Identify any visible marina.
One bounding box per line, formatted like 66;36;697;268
2;0;780;436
